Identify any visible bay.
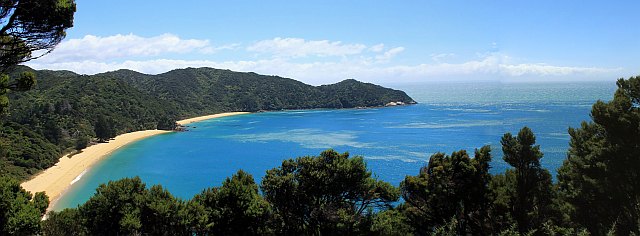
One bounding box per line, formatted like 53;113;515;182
53;82;616;211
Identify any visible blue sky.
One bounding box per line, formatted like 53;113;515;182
26;1;640;85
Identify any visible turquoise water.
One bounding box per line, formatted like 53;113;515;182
54;82;617;211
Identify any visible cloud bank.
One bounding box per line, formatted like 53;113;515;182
247;37;367;58
26;34;622;85
36;34;222;63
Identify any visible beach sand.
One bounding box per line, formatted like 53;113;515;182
177;111;250;126
21;112;249;212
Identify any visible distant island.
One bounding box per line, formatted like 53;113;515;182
1;66;415;180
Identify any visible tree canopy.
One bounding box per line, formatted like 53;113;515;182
38;151;402;235
558;76;640;234
400;147;492;235
0;0;76;113
190;170;272;235
94;115;116;142
0;176;48;235
494;127;556;233
261;149;399;235
0;0;76;72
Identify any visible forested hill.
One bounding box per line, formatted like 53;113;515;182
109;67;415;117
0;66;415;180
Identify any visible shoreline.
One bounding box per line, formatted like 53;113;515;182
21;112;250;212
177;112;250;126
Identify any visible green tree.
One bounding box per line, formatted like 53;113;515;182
157;116;177;130
0;72;35;113
0;0;76;70
140;185;187;236
79;177;147;235
180;198;209;235
557;76;640;235
68;177;191;235
42;208;86;236
191;170;272;235
42;118;63;144
495;127;555;233
0;176;49;235
370;209;413;236
400;146;493;235
261;149;399;235
487;169;517;231
94;115;115;142
75;135;90;150
0;0;76;112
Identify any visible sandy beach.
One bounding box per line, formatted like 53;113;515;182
21;112;249;212
177;111;250;126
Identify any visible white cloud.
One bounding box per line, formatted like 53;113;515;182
38;34;228;63
369;43;385;52
430;53;455;62
247;37;367;58
499;63;615;76
375;47;405;62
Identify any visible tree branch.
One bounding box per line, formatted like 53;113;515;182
0;1;19;35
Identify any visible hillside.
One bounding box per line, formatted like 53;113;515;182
0;66;415;180
110;67;415;117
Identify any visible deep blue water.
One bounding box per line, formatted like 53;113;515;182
53;82;616;211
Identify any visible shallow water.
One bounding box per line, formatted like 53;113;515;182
53;82;617;211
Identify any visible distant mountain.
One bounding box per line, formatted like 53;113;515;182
1;66;415;179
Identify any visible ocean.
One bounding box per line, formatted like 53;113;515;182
53;81;616;211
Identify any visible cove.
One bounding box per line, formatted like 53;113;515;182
53;82;616;211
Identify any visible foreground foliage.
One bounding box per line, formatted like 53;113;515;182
0;176;48;235
558;76;640;234
262;150;399;234
35;150;401;235
401;147;492;234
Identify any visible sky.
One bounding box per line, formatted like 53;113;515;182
25;1;640;85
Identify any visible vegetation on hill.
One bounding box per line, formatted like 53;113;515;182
0;66;415;180
114;67;415;115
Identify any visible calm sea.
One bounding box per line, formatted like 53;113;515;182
53;82;616;211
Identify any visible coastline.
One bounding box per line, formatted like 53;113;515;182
177;112;250;126
20;112;250;212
